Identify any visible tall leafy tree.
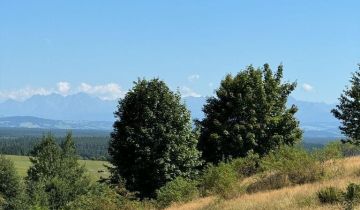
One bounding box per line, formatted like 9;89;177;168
197;64;302;164
26;133;90;209
109;79;202;198
332;65;360;145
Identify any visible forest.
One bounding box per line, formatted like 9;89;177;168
0;131;110;160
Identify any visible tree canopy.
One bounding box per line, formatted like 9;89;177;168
332;65;360;145
197;64;302;163
109;79;202;198
0;156;23;209
26;133;90;209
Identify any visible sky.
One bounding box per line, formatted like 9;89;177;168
0;0;359;103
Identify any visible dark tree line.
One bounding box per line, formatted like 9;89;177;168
0;136;110;160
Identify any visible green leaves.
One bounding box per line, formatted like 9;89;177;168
109;79;202;198
0;156;23;209
332;65;360;144
198;64;302;164
26;133;90;209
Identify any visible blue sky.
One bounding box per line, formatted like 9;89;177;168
0;1;359;103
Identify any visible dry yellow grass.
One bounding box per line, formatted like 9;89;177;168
166;156;360;210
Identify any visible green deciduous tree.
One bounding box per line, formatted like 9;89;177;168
109;79;202;198
332;65;360;145
26;133;90;209
197;64;302;164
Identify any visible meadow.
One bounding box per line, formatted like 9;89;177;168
4;155;110;181
166;156;360;210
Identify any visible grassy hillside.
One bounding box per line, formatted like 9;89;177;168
5;155;110;181
166;156;360;210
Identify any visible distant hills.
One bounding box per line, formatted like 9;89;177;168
0;93;116;121
0;93;342;138
0;116;112;130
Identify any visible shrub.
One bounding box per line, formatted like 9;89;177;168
156;177;198;208
246;173;291;193
340;143;360;157
231;151;260;178
317;186;344;204
66;183;155;210
313;142;343;163
65;184;121;210
261;146;323;185
344;183;360;210
199;162;238;199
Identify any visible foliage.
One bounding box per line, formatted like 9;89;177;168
109;78;202;198
231;151;260;178
344;183;360;210
199;162;238;199
156;177;199;208
339;142;360;157
317;186;344;204
313;141;343;163
246;173;291;193
65;183;155;210
332;65;360;145
26;133;91;209
197;64;302;164
0;155;25;209
260;146;323;185
0;135;110;160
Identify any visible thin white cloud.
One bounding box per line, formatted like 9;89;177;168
78;82;125;100
302;83;314;92
180;86;201;98
57;81;71;95
188;74;200;82
0;87;51;101
0;82;126;102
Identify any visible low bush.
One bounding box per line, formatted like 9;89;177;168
313;142;343;163
317;183;360;210
231;151;260;178
65;183;155;210
156;177;198;208
65;186;121;210
317;186;344;204
344;183;360;210
340;142;360;157
246;173;291;193
199;162;238;199
261;146;323;185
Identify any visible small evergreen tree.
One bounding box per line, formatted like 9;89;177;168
0;155;24;209
109;79;202;198
332;65;360;145
197;64;302;163
26;133;90;209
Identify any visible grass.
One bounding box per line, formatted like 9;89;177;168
166;156;360;210
4;155;110;181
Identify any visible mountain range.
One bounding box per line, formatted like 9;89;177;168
0;93;342;138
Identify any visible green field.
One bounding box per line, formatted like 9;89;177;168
4;155;110;181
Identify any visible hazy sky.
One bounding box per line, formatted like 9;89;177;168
0;1;359;103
